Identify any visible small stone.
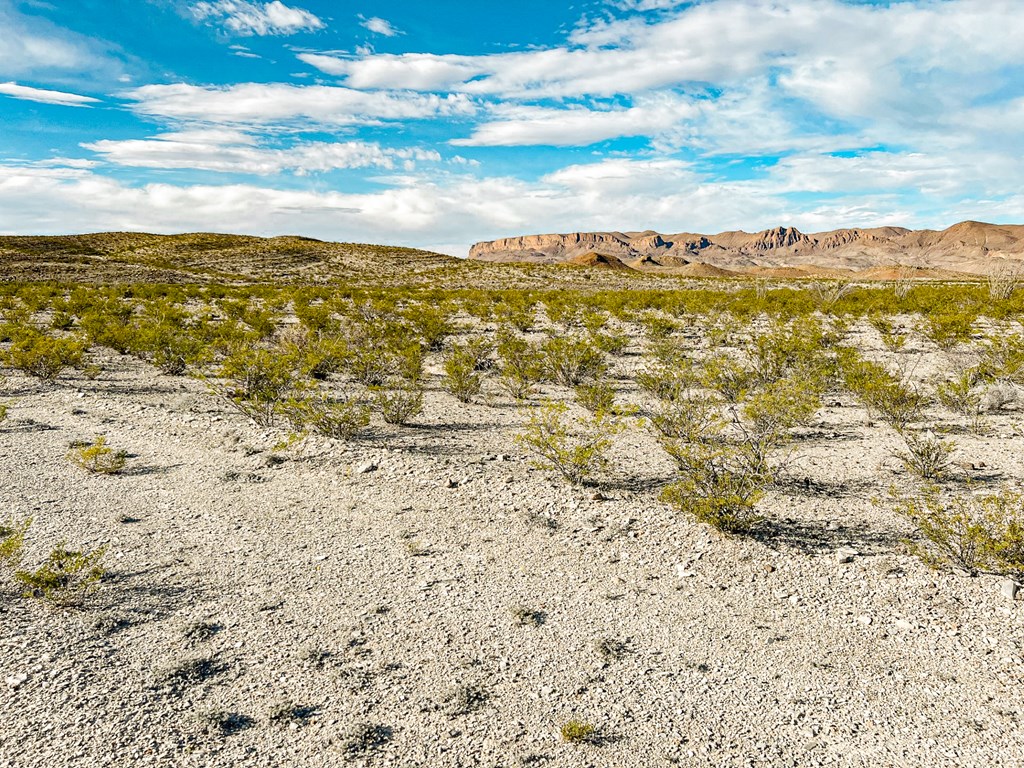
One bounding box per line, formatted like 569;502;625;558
591;491;608;501
856;615;873;626
356;461;377;475
1000;579;1020;601
445;478;459;488
6;673;28;690
894;619;915;631
836;548;857;564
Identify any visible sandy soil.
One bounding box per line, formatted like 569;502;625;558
1;322;1023;768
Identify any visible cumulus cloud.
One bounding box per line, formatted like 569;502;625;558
0;81;99;106
121;82;476;128
82;131;441;175
359;16;401;37
191;1;325;36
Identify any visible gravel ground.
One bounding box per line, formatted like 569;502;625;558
1;332;1023;768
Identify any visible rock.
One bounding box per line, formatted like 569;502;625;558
836;548;857;564
856;615;873;626
6;673;28;689
1000;579;1020;601
356;461;378;475
894;619;915;631
445;478;459;488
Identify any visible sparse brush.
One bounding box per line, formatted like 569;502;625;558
6;331;86;381
573;380;616;414
893;485;1024;576
16;543;106;606
560;720;597;744
515;401;624;485
69;436;128;475
282;395;370;440
0;518;31;571
540;335;608;387
917;311;976;352
869;314;908;354
935;369;985;431
897;430;955;481
511;604;545;625
648;391;723;441
443;342;484;403
496;331;544;401
840;349;927;431
373;384;424;425
701;354;755;403
211;346;304;427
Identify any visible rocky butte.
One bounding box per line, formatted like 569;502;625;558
468;221;1024;277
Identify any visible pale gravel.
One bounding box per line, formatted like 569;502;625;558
1;323;1023;768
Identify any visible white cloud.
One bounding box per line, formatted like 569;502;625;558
121;82;476;128
0;81;99;106
82;131;441;175
191;1;324;36
359;16;400;37
452;94;698;147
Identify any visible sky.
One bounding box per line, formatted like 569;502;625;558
1;0;1023;256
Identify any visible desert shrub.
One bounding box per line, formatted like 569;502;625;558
648;391;723;441
561;720;597;744
0;401;7;424
0;518;31;571
590;329;630;355
868;314;908;354
515;401;623;485
496;331;544;400
897;430;955;481
16;543;106;606
809;280;854;312
660;439;767;534
639;311;677;339
541;335;608;387
746;316;833;387
6;332;86;380
212;346;303;426
978;333;1024;386
406;305;457;351
636;361;692;402
78;301;138;353
701;353;756;403
935;369;984;431
50;310;76;331
573;380;616;414
442;343;483;403
894;485;1024;576
69;437;128;475
839;350;927;431
918;311;976;351
373;384;424;425
282;395;370;440
136;321;209;375
988;263;1023;301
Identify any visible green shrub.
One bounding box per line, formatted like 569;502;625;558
935;369;984;431
918;311;976;351
701;354;755;403
868;314;908;354
496;331;544;401
212;346;303;426
515;401;623;485
16;543;106;606
282;395;370;440
660;439;767;534
0;518;31;571
541;336;608;387
6;332;86;380
573;380;616;414
894;485;1024;576
560;720;597;744
69;437;128;475
840;350;926;431
648;391;723;441
373;384;424;425
897;430;955;481
442;343;484;403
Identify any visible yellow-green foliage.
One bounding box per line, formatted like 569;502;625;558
6;331;86;380
496;330;544;400
917;311;976;351
839;349;926;431
373;384;424;425
560;720;596;744
282;394;370;439
15;543;106;606
935;369;984;431
515;401;624;485
541;335;608;387
894;486;1024;576
573;380;616;415
897;430;955;481
442;342;484;403
213;346;303;426
69;437;128;475
0;518;31;570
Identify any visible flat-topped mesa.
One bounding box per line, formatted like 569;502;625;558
468;232;635;262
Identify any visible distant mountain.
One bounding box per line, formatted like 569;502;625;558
469;221;1024;276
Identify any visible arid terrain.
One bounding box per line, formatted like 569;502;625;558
1;241;1023;768
470;221;1024;279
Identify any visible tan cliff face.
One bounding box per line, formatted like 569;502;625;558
469;222;1024;276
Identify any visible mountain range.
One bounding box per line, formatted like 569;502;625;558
468;221;1024;277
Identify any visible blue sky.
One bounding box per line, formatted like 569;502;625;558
1;0;1023;255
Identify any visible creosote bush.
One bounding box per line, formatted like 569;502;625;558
560;720;597;744
515;401;623;485
69;436;128;475
282;395;370;440
16;543;106;606
6;331;86;381
373;384;424;425
0;518;31;571
442;342;484;403
897;430;955;481
894;485;1024;576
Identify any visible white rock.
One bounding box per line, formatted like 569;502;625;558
356;461;378;475
1000;579;1020;601
6;673;28;689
